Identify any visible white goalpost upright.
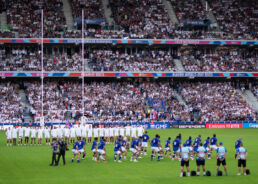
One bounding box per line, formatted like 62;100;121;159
41;9;44;126
81;9;85;125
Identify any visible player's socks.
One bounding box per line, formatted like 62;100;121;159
197;172;200;176
77;159;80;163
124;156;126;160
151;154;154;160
187;172;190;177
235;154;237;159
203;172;206;176
83;154;86;159
114;155;117;161
208;153;211;159
180;172;183;177
172;154;175;160
130;156;133;161
119;156;122;161
72;158;74;162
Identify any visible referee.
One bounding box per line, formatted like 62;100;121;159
57;138;68;165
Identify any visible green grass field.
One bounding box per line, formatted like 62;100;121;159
0;129;257;184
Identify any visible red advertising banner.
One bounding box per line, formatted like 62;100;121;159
206;123;243;129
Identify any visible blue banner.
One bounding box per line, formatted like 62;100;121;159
243;123;258;128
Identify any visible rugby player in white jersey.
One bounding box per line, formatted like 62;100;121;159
70;125;76;144
104;125;110;144
76;124;82;140
18;126;24;146
12;126;18;145
99;125;104;140
37;126;43;145
30;127;36;145
57;125;63;140
81;124;87;142
93;125;99;140
44;126;51;145
131;125;137;139
109;125;114;143
6;127;12;146
51;126;58;142
137;125;144;137
87;124;93;144
114;125;119;140
64;126;70;144
119;125;125;138
125;124;131;142
24;127;30;146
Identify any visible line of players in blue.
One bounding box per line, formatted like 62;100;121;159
70;132;248;176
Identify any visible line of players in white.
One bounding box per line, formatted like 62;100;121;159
5;124;145;146
70;133;248;177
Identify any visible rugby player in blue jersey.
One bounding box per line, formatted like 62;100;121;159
96;138;107;163
71;139;80;163
142;131;150;155
204;137;211;159
91;137;98;161
172;136;181;160
78;138;86;160
185;136;193;160
151;134;163;161
164;137;172;158
114;138;122;162
210;134;218;155
130;137;139;162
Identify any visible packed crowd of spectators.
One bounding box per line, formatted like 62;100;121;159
83;80;189;122
178;81;256;121
44;52;82;71
6;0;66;38
88;49;176;71
0;47;41;71
170;0;207;22
208;0;257;40
70;0;105;20
180;46;257;72
25;80;82;123
109;0;175;39
0;30;15;38
0;81;23;124
251;84;258;100
0;79;257;123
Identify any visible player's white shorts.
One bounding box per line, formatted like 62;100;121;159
97;149;105;155
70;134;75;138
94;134;98;138
121;147;126;152
82;134;87;138
142;142;148;148
151;147;160;152
7;136;12;139
19;136;23;138
88;133;92;138
210;145;217;150
105;134;110;137
186;146;193;152
126;133;130;137
110;134;114;137
31;136;35;139
38;136;42;139
165;147;171;151
115;151;121;155
91;149;97;152
99;134;104;137
114;133;119;137
79;149;85;153
130;148;137;154
45;135;50;139
72;149;78;154
131;134;136;138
